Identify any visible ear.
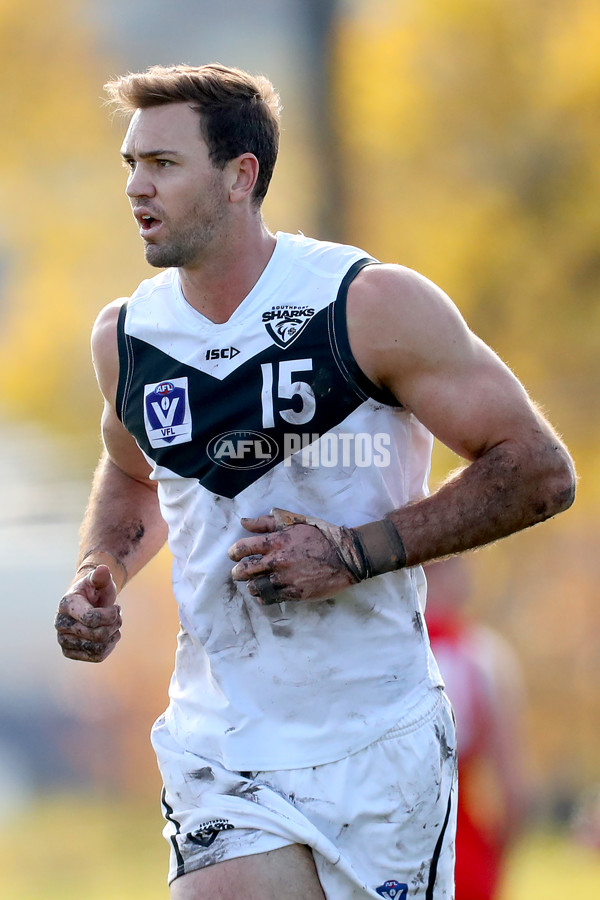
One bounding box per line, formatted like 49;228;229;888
227;153;260;203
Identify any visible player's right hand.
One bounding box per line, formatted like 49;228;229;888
55;565;122;663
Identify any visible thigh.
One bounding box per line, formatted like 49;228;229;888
278;688;457;899
170;843;326;900
153;692;456;899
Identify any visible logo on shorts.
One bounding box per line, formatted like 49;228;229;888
375;882;408;900
143;377;192;448
187;819;235;849
262;305;315;348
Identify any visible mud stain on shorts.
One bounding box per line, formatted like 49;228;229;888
434;724;455;765
189;767;215;783
412;611;425;636
224;781;262;802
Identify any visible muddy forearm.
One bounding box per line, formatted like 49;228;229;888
387;435;576;567
76;453;168;591
230;435;575;604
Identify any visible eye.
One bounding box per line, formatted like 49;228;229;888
157;158;174;168
122;158;136;171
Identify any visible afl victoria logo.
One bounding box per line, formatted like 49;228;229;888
208;430;279;470
143;376;192;449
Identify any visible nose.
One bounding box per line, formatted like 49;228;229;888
126;163;156;200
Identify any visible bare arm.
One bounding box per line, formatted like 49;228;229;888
230;266;575;602
55;302;168;662
75;447;167;589
347;265;575;563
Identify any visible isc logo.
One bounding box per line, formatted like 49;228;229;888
207;430;279;470
205;347;240;360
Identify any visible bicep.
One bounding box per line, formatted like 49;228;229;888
398;330;545;462
349;267;552;462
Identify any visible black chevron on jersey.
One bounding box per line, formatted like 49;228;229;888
118;306;367;498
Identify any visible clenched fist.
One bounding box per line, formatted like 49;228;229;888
55;565;122;663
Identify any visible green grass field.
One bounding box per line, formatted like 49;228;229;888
1;794;598;898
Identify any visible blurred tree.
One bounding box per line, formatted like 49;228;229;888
0;0;146;458
303;0;345;240
335;0;600;503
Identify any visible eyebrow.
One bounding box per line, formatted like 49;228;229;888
120;149;182;160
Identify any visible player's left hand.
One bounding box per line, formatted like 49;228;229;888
228;509;358;604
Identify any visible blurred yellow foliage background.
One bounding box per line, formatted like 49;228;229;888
336;0;600;493
0;0;146;446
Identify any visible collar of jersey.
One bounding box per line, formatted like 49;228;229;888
172;231;296;329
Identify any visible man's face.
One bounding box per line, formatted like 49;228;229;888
121;103;229;268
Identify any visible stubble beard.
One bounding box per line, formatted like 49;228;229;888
144;181;227;269
144;222;216;269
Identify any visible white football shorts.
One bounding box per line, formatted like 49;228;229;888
152;687;457;899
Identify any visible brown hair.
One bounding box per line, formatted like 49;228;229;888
104;63;281;206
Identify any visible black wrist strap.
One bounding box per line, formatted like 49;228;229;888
351;518;407;578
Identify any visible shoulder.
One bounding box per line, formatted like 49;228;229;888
348;263;466;335
91;299;128;404
90;268;174;365
91;298;126;358
346;263;476;392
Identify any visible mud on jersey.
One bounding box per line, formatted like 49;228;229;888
116;231;443;771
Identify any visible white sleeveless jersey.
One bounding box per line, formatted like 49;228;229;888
116;231;443;771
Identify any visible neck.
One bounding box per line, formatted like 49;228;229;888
178;219;277;323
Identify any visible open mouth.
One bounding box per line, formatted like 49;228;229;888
140;214;159;231
136;212;163;239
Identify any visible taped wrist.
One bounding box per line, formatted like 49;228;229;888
270;508;406;584
350;518;407;578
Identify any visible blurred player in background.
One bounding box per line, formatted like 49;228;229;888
425;557;530;900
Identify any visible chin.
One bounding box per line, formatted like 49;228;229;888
145;246;175;268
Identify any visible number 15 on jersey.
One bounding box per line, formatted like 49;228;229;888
261;359;316;428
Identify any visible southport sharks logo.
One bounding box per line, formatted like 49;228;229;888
262;304;315;348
